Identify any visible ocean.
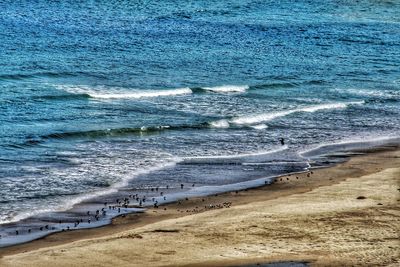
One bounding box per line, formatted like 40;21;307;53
0;0;399;246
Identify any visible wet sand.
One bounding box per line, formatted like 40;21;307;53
0;147;399;266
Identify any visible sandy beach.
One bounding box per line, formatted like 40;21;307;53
2;1;400;266
1;147;399;266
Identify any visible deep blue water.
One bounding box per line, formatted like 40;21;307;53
0;0;399;246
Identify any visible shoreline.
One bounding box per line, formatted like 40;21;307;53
0;145;399;266
0;139;398;250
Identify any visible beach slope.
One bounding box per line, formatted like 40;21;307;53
1;149;399;266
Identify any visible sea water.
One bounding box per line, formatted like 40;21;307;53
0;0;399;247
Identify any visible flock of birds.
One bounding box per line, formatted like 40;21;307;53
1;168;316;241
1;140;316;242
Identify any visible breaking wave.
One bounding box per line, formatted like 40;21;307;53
55;85;192;99
211;101;364;127
53;84;252;100
200;85;249;93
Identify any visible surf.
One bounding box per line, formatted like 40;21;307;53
210;101;364;127
200;85;249;93
55;85;193;99
54;84;252;100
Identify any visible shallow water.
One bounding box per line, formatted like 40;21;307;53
0;0;399;247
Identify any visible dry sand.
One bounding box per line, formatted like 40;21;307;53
0;148;399;266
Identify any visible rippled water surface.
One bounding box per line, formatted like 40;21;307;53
0;0;399;246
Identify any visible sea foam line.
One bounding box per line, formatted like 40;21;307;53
182;145;288;161
91;88;192;99
298;135;400;158
210;101;364;128
55;85;193;99
55;84;250;100
333;88;400;98
201;85;249;93
232;102;364;125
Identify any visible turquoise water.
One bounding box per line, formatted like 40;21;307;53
0;0;399;246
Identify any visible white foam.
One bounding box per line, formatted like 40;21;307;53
209;119;230;128
64;160;179;211
55;85;192;99
91;88;192;99
342;88;399;98
202;85;249;93
184;145;288;160
231;110;291;125
0;160;179;225
231;101;364;125
251;124;268;130
299;135;400;158
0;208;55;225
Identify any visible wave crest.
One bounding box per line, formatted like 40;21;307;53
210;101;364;127
93;88;192;99
201;85;249;93
56;85;192;99
209;120;230;128
54;84;251;100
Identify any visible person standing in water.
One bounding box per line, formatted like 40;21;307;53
279;138;285;146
